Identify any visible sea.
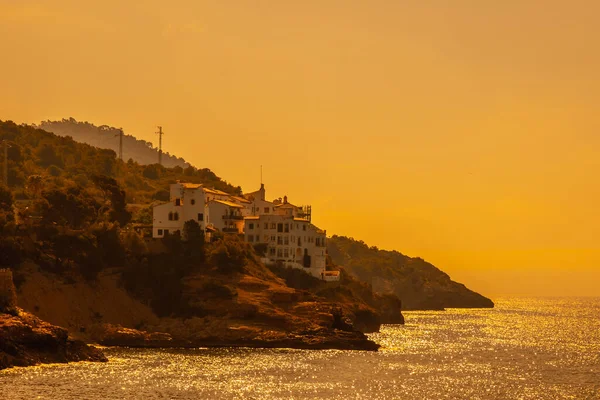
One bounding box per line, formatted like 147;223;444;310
1;297;599;399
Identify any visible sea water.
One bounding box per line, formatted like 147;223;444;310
1;298;599;399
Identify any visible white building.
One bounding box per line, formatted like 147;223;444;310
206;199;244;234
153;182;234;238
152;182;338;280
153;183;206;238
243;196;328;279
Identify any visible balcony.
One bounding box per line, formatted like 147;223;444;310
222;214;243;220
222;227;239;233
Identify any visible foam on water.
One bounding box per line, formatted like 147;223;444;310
1;297;599;399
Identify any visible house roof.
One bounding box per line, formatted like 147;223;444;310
293;218;309;222
275;203;298;209
181;183;203;189
230;195;251;204
211;199;244;208
203;188;230;196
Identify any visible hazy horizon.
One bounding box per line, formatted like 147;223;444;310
2;0;599;297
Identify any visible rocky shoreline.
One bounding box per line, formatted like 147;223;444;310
94;323;379;351
0;309;107;370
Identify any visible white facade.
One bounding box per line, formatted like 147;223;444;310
152;182;338;281
153;183;206;238
244;214;328;279
206;200;244;234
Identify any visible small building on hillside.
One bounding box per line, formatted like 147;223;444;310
206;199;244;234
243;197;328;279
152;181;337;281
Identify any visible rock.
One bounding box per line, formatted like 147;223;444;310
0;309;107;370
94;324;179;347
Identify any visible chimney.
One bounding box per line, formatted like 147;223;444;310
283;195;288;204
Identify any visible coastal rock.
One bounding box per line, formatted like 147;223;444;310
0;309;107;370
93;324;178;347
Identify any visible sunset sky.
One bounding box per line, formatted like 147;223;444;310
1;0;599;297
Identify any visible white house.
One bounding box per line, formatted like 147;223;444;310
152;181;338;281
206;199;244;234
243;198;328;279
153;182;206;238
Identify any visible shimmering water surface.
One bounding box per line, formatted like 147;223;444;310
2;298;599;399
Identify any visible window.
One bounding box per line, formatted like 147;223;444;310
264;223;269;229
277;236;283;245
284;248;289;258
198;213;204;221
164;229;169;235
277;248;283;258
168;212;173;221
284;223;289;233
264;235;269;242
256;235;260;242
316;238;320;247
277;223;283;233
175;198;181;206
269;247;276;256
303;225;306;231
284;236;289;245
270;223;276;229
174;212;179;221
191;199;196;205
158;229;163;236
247;235;254;243
271;235;276;243
249;223;254;230
264;207;269;213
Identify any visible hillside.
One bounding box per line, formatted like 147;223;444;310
0;119;401;351
327;235;494;310
38;118;189;169
0;120;241;206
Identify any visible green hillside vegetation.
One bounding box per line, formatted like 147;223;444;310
327;235;494;310
0;120;402;348
0;120;240;207
38;118;189;168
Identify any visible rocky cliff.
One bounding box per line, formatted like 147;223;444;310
0;269;106;370
327;236;493;310
14;255;382;351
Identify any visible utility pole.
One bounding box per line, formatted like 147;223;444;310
118;128;123;161
156;126;164;165
113;128;124;161
2;140;8;187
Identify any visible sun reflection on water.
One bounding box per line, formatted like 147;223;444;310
1;298;599;399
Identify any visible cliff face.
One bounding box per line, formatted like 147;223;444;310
15;258;380;351
0;270;106;370
327;236;493;310
0;309;107;370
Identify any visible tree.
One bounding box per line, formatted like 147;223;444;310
0;185;13;213
183;220;205;264
26;175;44;198
208;236;249;273
40;187;98;228
92;175;131;226
143;164;161;180
36;144;63;167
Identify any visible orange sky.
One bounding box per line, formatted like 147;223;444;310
1;1;599;297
